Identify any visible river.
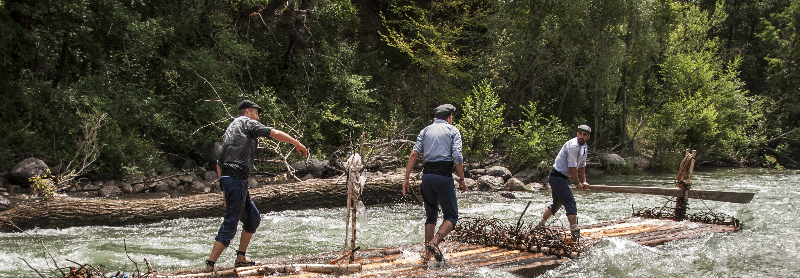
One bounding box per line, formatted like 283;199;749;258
0;168;797;277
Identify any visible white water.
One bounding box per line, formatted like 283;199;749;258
1;168;797;277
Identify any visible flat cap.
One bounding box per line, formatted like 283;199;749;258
577;124;591;133
238;100;263;113
434;104;456;119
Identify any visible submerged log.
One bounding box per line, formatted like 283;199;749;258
0;175;418;232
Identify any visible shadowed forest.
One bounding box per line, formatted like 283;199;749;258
1;0;799;179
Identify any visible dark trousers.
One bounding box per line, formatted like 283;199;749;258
421;173;459;226
215;177;261;247
547;173;578;216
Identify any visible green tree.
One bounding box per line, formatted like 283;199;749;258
456;79;504;160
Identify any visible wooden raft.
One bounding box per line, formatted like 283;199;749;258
158;217;740;277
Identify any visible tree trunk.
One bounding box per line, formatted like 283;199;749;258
0;175;420;232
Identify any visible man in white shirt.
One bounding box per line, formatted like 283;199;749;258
535;125;591;241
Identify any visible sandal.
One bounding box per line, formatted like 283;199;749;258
425;241;444;263
203;260;215;273
234;250;258;268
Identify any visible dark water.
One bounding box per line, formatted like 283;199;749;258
1;168;797;277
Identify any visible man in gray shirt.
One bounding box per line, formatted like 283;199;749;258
402;104;467;263
204;100;308;273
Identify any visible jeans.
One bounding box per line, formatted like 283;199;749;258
214;177;261;247
421;173;459;226
547;174;577;216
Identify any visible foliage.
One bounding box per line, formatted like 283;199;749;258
0;0;797;175
506;102;568;171
456;79;505;161
29;170;55;199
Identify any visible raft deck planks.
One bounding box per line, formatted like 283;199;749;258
161;217;740;277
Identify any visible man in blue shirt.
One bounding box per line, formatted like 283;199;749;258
534;125;591;241
402;104;467;263
204;100;308;273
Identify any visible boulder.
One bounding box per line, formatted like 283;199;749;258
83;183;100;191
208;181;221;193
469;168;487;176
513;168;540;184
464;178;477;191
179;173;197;183
120;182;133;194
202;171;218;181
190;181;207;192
131;183;145;193
104;180;116;188
499;192;516;199
10;157;50;184
486;166;512;182
504;178;527;191
0;187;7;195
154;182;169;192
291;159;330;179
98;185;122;197
201;142;224;171
302;174;314;181
123;174;146;183
477;176;504;192
0;195;10;208
599;153;626;168
524;182;547;191
6;184;22;194
167;178;180;190
247;177;259;188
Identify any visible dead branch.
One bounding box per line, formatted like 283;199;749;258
55;111;107;190
125;239;142;277
20;257;46;278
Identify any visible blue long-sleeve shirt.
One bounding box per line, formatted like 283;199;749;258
412;119;464;164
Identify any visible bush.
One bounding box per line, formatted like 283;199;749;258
507;102;568;171
456;79;505;160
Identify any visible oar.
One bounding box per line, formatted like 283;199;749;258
585;185;755;204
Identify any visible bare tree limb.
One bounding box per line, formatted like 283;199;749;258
20;257;46;278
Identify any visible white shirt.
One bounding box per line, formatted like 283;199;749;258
553;137;588;177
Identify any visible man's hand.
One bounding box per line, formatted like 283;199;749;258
578;182;589;190
402;179;410;196
294;142;308;157
458;179;467;192
222;193;226;206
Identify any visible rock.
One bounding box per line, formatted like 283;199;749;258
599;153;626;168
499;192;516;199
201;142;224;171
464;178;477;190
167;178;180;190
524;182;547;191
477;176;504;192
247;177;259;188
10;157;50;184
513;168;540;184
83;183;100;191
179;173;197;183
0;188;7;195
98;185;122;197
190;181;207;192
123;174;146;183
291;159;329;179
505;178;527;191
104;180;115;188
131;183;145;193
209;181;221;193
154;182;169;192
486;166;512;182
202;171;218;181
302;174;314;181
120;182;133;194
0;195;10;208
469;169;487;176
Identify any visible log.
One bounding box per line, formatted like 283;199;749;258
154;264;361;277
585;185;754;204
0;175;418;232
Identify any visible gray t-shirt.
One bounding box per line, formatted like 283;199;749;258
218;116;273;180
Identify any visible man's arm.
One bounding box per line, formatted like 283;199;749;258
269;129;308;157
578;167;588;190
402;151;420;196
569;167;585;190
455;163;467;192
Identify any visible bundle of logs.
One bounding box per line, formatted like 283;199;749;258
449;217;586;259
